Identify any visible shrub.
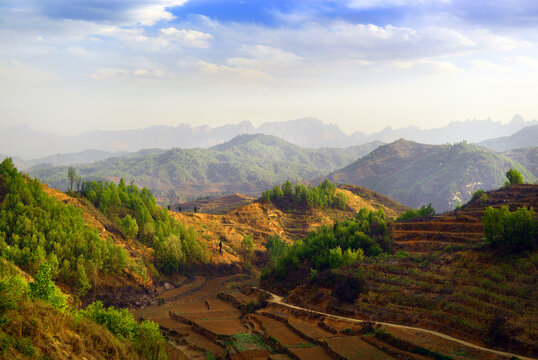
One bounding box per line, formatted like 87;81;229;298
78;301;167;359
482;206;537;254
29;264;67;310
505;169;523;185
471;189;487;202
397;204;435;221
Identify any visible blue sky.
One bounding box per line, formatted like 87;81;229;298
0;0;537;135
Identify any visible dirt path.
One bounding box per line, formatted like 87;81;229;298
255;288;535;360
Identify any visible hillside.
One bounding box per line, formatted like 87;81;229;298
17;149;130;170
327;139;535;211
170;185;408;256
262;184;538;358
174;193;256;214
479;124;538;151
27;134;382;202
503;147;538;177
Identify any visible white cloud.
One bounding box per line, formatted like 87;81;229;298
226;45;302;73
393;59;462;74
505;56;538;67
90;67;165;80
160;27;214;48
115;0;191;26
347;0;451;9
193;61;271;81
468;59;510;72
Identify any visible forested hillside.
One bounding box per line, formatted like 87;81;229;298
28;134;382;201
327;139;535;211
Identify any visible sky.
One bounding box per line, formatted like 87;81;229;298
0;0;537;135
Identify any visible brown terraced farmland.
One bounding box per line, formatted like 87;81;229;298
131;185;537;359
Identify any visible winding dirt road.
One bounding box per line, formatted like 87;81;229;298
255;288;535;360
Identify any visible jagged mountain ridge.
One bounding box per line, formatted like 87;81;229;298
2;115;535;158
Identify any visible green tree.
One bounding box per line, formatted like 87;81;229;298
241;235;254;257
505;168;523;185
67;167;77;192
120;215;139;238
329;247;344;269
482;206;537;254
29;263;67;309
76;256;91;297
282;180;293;197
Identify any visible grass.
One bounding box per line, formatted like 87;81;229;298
232;332;272;352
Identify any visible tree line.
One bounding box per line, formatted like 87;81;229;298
260;179;348;209
80;178;208;274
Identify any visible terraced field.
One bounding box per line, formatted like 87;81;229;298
131;272;523;359
131;185;537;359
355;184;538;357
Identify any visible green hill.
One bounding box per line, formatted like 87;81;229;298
327;139;535;211
27;134;382;201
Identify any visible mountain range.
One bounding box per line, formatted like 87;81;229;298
478;124;538;152
28;134;382;201
326;139;535;211
2;115;536;159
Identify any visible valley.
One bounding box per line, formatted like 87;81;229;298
0;143;536;360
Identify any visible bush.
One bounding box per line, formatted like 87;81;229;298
471;189;487;202
78;301;167;359
482;206;537;254
29;264;67;310
264;208;392;286
505;169;523;185
397;204;435;221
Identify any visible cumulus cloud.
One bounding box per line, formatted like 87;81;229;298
95;26;212;51
392;59;462;75
226;45;302;72
193;61;271;81
160;27;213;48
91;67;165;80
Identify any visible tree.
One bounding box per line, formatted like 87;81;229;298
482;206;537;254
505;168;523;185
282;180;293;197
120;215;139;238
67;167;77;192
29;263;66;309
76;256;91;297
241;235;254;257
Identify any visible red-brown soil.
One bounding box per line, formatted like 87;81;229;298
279;184;538;358
175;193;257;214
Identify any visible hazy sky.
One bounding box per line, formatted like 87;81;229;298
1;0;537;135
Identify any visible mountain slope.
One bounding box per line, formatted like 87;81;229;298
478;124;538;151
327;139;535;211
26;134;382;201
262;184;538;358
503;147;538;177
